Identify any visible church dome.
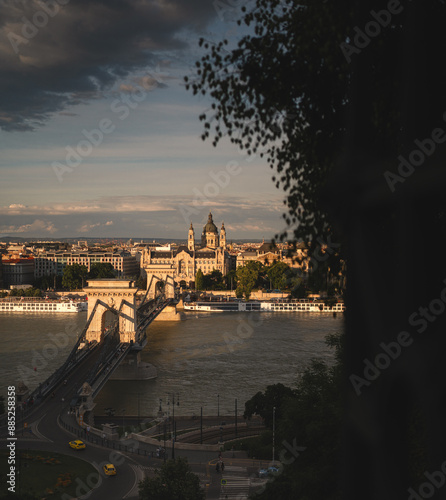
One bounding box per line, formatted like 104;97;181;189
203;212;218;233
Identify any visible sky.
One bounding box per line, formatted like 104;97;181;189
0;0;286;241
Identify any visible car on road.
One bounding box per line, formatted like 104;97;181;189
258;468;269;478
103;464;117;476
258;466;279;478
69;440;86;450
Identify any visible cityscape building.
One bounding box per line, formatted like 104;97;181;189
141;212;232;288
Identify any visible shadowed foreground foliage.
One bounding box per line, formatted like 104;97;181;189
243;332;427;499
138;457;205;500
245;334;344;500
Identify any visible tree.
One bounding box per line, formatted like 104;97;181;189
203;269;225;290
185;0;354;252
135;274;147;290
266;261;290;290
33;273;59;290
225;269;237;290
188;2;446;498
244;383;295;428
88;262;115;279
246;334;345;500
195;269;204;290
236;261;262;299
61;264;88;290
9;287;41;297
138;457;205;500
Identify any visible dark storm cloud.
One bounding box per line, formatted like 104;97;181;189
0;0;217;131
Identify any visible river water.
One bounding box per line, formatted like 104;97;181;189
0;311;343;417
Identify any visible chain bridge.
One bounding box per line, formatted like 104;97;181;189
22;276;174;415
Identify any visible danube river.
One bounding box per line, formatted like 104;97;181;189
0;311;343;417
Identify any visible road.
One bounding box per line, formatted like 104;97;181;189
1;345;269;498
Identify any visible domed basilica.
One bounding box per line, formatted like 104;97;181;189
142;212;231;288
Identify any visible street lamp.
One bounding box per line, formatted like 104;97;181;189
121;408;125;436
200;407;203;444
235;398;237;438
163;416;167;462
171;394;177;460
272;406;276;466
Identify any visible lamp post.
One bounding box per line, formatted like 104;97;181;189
217;394;220;418
200;406;203;444
171;393;178;460
272;406;276;466
235;398;237;438
163;416;167;462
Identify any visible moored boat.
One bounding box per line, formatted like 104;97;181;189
184;299;345;313
0;298;88;313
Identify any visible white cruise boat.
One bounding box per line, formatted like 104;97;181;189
184;301;261;312
184;299;345;313
0;298;88;313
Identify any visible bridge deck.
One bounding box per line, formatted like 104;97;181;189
20;296;172;413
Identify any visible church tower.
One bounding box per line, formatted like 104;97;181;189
188;223;195;251
201;212;219;248
220;222;226;249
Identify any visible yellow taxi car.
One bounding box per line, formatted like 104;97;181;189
103;464;117;476
69;440;86;450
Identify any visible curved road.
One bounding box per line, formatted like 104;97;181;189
1;346;143;499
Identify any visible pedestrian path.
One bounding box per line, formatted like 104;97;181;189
219;465;250;499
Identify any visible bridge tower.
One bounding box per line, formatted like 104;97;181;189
84;279;138;343
145;264;176;299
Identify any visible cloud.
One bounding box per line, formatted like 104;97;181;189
78;222;101;233
0;195;283;217
0;0;218;131
0;219;57;234
0;195;285;238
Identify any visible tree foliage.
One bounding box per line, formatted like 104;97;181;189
88;262;115;279
236;260;262;299
186;0;355;248
186;0;446;255
245;333;345;500
202;269;226;290
266;261;290;290
243;383;296;428
138;457;205;500
195;269;204;290
61;264;88;290
33;273;61;290
8;287;41;297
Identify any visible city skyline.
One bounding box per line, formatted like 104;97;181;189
0;1;285;240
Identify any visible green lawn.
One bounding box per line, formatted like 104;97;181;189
0;449;97;499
